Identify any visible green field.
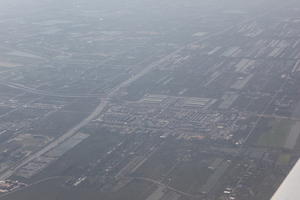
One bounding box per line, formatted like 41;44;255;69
276;153;291;165
257;119;293;148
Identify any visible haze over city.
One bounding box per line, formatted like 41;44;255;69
0;0;299;200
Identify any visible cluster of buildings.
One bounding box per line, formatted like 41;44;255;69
0;180;26;193
98;94;247;144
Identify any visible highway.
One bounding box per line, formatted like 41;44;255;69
0;23;240;181
0;42;188;181
0;97;108;180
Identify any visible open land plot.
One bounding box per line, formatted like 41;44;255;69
30;111;88;137
284;121;300;149
62;98;100;113
167;161;213;195
103;179;157;200
277;153;291;165
132;142;178;180
11;93;42;104
0;84;22;96
14;133;90;179
257;119;294;148
28;129;123;182
246;95;272;113
0;107;50;123
0;106;13;116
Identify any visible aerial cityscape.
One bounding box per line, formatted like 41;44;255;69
0;0;299;200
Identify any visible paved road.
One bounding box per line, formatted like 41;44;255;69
0;21;241;181
0;81;100;98
0;42;186;180
132;176;202;199
257;114;300;121
0;98;108;180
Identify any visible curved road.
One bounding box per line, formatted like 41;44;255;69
0;45;184;180
0;23;239;180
